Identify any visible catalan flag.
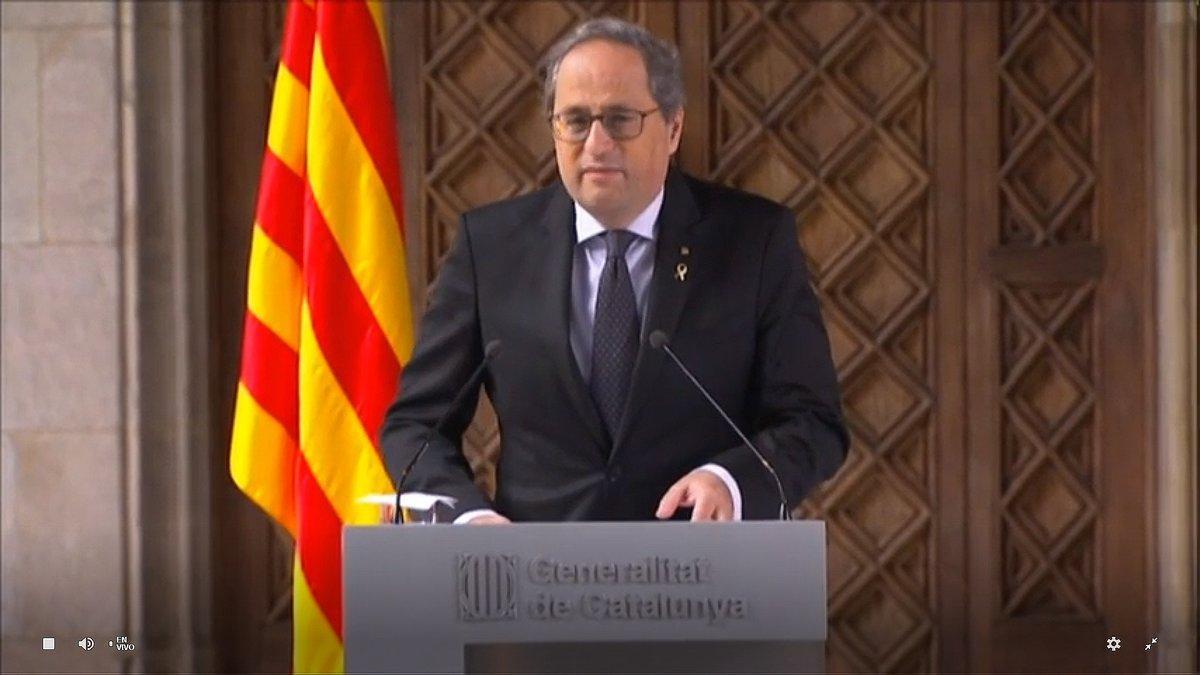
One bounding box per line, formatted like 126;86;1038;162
228;0;414;671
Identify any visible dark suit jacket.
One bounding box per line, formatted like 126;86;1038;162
380;168;848;521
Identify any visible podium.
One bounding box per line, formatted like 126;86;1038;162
344;521;826;674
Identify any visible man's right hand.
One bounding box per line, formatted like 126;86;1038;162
467;513;511;525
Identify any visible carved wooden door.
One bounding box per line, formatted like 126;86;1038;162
678;3;960;671
670;2;1151;671
963;2;1151;672
209;1;1154;672
389;2;1152;672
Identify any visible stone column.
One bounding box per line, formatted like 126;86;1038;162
1;1;128;672
2;1;213;672
1151;1;1198;673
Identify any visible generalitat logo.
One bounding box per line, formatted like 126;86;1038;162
457;554;519;621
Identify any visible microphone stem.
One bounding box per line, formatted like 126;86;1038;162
661;343;791;521
393;436;432;524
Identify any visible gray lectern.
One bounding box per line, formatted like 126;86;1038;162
344;521;826;674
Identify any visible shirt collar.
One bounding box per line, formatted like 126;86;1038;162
574;187;665;245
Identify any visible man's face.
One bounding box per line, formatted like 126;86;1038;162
551;39;683;229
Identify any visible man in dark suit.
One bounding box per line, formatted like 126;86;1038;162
380;18;847;523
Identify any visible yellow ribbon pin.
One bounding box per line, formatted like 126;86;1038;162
675;262;688;281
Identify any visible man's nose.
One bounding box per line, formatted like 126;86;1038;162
583;118;616;153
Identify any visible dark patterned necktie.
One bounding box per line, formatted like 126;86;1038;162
590;230;639;439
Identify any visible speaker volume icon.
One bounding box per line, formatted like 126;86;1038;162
77;637;94;651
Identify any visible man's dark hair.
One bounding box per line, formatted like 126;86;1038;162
540;17;685;117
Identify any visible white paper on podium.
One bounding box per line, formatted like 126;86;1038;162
357;492;458;511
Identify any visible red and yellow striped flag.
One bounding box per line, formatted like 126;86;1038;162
229;0;414;671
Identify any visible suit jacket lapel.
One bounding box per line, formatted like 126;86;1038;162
612;169;703;459
538;183;610;456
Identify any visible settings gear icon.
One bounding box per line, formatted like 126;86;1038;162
1106;636;1121;652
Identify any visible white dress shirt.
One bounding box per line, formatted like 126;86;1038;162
455;189;741;523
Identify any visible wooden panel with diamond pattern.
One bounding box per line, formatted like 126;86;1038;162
678;2;948;671
964;2;1150;672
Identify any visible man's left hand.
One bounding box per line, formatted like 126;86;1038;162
655;470;734;521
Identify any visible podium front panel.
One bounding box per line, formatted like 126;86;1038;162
344;521;826;673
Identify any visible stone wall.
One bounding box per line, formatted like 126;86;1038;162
2;2;128;672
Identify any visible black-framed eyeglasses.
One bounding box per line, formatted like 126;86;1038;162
549;107;661;142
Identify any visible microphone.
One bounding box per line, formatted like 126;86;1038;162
392;339;501;523
648;330;791;521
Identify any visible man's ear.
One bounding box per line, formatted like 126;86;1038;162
668;109;685;152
